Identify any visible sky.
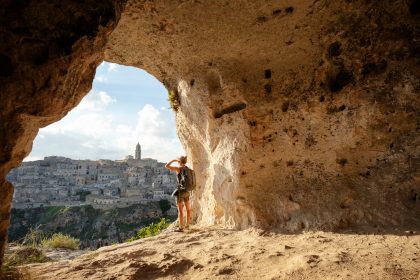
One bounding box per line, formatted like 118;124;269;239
24;62;185;163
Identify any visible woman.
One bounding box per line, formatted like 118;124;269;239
165;156;191;231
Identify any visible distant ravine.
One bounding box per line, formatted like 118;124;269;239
8;203;176;249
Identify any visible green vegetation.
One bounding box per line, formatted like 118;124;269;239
2;228;50;279
14;226;80;250
1;228;81;279
21;227;45;247
158;199;171;214
2;246;49;279
168;89;180;111
38;206;66;225
4;246;49;266
9;202;177;250
115;223;140;231
41;233;80;250
127;218;171;242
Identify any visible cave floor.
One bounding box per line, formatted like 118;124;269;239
22;226;419;279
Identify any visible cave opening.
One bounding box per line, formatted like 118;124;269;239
6;62;185;249
1;0;420;275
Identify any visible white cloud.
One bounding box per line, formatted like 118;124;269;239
95;75;108;83
23;156;43;162
107;63;119;72
132;104;184;161
29;100;183;162
41;91;115;137
76;90;115;111
25;63;184;163
98;91;116;105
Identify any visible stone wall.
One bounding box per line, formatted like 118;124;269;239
105;0;420;230
0;0;126;268
1;0;419;269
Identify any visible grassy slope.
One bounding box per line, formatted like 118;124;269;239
9;203;176;247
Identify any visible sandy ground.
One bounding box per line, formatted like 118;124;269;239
23;227;419;280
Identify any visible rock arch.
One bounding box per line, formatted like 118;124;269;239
1;0;419;267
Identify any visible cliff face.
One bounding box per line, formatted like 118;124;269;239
9;204;171;248
0;0;126;267
105;0;420;230
1;0;419;267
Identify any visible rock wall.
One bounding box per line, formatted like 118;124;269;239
0;0;419;268
0;0;126;268
105;0;420;230
9;204;171;249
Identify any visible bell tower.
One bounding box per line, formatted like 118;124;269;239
135;142;141;160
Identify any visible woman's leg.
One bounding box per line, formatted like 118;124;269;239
177;202;184;227
185;200;191;226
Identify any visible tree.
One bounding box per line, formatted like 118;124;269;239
158;199;171;214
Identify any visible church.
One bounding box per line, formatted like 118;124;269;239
121;143;158;168
124;142;141;161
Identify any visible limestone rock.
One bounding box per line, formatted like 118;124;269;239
105;0;420;230
1;0;419;268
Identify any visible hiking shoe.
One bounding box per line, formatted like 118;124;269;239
174;226;184;232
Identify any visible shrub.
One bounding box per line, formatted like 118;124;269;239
21;227;45;247
127;218;170;242
158;199;171;214
168;89;180;111
41;233;80;250
4;246;49;267
2;246;49;279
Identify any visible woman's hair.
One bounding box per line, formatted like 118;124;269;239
178;156;187;165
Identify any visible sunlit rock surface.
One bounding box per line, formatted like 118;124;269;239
25;227;420;279
1;0;419;268
0;0;125;267
105;0;420;230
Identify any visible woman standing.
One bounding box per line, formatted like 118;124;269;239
165;156;191;231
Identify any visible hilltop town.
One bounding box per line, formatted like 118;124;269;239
7;143;178;211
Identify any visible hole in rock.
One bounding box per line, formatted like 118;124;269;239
7;62;185;249
272;9;282;15
410;0;420;14
281;101;289;112
264;83;272;94
264;69;272;79
338;105;346;111
0;53;13;77
257;16;268;23
327;67;353;93
285;7;294;14
214;102;247;119
327;42;341;58
336;158;348;166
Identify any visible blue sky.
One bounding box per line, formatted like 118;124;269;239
25;62;184;163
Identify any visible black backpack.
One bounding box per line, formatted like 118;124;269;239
178;166;196;192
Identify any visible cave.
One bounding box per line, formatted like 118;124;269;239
1;0;419;268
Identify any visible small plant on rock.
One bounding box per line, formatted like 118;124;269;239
21;227;45;247
2;246;49;279
127;218;170;242
41;233;80;250
168;89;180;111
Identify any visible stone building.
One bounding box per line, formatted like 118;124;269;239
8;143;178;209
135;142;141;160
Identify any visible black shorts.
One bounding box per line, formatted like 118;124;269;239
176;190;190;204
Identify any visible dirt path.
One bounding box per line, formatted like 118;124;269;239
25;227;419;279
